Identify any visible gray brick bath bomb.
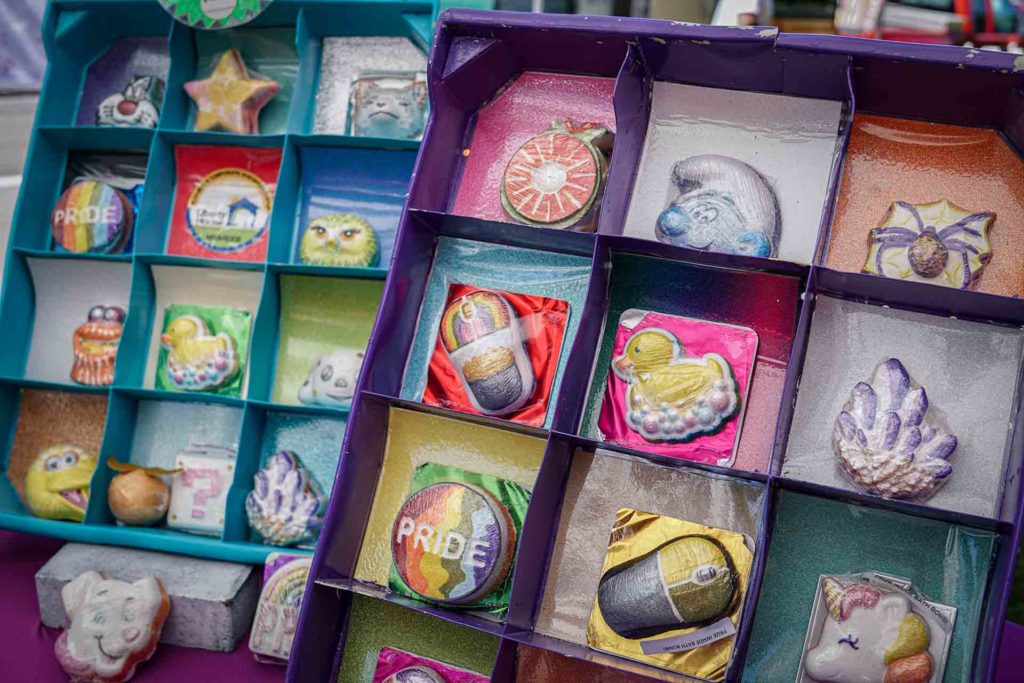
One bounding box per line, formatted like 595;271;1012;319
36;543;259;652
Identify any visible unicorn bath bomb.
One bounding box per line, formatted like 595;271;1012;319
804;578;936;683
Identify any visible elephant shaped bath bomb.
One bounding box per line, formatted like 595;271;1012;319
55;570;170;683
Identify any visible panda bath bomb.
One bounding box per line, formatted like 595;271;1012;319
298;349;364;408
55;570;170;683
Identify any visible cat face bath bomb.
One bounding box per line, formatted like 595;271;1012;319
55;570;170;683
348;71;427;140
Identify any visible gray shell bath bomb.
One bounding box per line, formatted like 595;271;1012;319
597;535;738;639
833;358;955;500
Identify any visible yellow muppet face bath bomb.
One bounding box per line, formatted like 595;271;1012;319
25;445;97;522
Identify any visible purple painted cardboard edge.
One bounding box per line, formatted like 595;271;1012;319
290;9;1024;682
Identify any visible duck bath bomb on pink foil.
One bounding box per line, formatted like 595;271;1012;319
597;309;758;467
833;358;956;501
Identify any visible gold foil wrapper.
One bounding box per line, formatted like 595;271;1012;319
586;510;753;681
462;347;515;383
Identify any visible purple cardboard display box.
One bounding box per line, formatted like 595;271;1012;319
288;9;1024;682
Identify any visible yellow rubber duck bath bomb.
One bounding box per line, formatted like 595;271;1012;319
612;328;740;442
25;445;96;522
161;314;239;392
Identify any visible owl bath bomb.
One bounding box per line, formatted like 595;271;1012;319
299;213;379;267
55;570;170;683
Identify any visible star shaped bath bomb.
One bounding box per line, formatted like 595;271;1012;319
184;49;280;134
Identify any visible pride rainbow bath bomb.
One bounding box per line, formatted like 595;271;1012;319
51;180;133;254
391;481;516;607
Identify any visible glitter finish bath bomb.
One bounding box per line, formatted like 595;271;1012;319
389;463;531;614
597;309;758;467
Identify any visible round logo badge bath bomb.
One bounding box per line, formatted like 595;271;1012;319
391;482;515;606
51;180;133;254
185;168;271;253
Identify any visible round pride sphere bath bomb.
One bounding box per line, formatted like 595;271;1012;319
51;180;133;254
391;482;516;607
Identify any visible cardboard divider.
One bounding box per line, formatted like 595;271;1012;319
550;239;609;434
288;581;352;681
594;43;651;238
313;391;391;580
767;269;817;477
504;434;575;632
221;402;265;543
360;211;439;396
0;253;36;378
490;638;519;683
781;36;1022;128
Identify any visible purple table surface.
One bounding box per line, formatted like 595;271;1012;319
0;525;1020;681
0;530;283;682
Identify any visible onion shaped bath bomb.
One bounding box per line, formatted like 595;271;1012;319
108;464;171;527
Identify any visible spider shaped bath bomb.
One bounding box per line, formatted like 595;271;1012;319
299;214;379;267
863;199;995;289
55;570;170;683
